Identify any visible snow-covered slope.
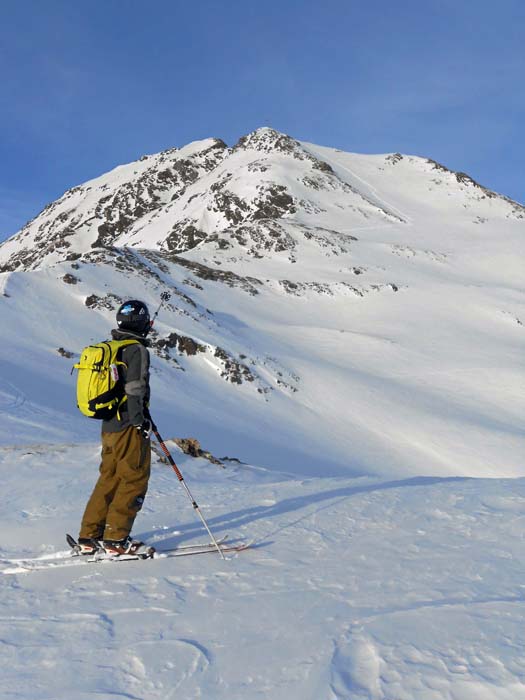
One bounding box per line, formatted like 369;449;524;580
2;444;525;700
1;127;524;700
0;127;523;476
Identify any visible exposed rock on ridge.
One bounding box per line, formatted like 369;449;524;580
0;127;411;273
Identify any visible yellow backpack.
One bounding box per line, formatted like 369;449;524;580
74;339;139;419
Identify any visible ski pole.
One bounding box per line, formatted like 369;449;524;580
150;418;226;559
150;291;171;328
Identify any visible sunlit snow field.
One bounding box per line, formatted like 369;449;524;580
1;131;524;699
1;445;525;699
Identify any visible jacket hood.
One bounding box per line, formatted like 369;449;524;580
111;328;150;346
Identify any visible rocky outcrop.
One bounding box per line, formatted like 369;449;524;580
152;437;226;466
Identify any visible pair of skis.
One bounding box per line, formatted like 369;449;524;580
1;418;251;574
66;533;250;561
1;534;251;574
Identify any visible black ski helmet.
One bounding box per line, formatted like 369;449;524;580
116;300;151;336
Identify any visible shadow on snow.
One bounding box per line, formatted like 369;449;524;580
141;475;470;549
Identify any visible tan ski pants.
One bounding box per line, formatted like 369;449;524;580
80;426;151;541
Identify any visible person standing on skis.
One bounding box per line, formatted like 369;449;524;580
77;300;153;556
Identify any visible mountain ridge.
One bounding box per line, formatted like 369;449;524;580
0;127;523;477
1;127;522;274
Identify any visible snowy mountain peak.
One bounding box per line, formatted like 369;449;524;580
1;127;522;275
235;126;306;155
0;128;523;478
0;128;383;272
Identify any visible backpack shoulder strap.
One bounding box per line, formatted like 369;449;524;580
107;338;140;363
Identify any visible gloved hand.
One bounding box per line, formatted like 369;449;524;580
134;418;152;440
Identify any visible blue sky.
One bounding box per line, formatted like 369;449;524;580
1;0;523;240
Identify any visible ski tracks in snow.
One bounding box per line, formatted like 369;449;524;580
3;446;525;699
0;379;26;413
0;607;213;700
302;143;412;228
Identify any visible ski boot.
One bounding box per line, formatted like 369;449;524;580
101;536;154;558
76;537;102;556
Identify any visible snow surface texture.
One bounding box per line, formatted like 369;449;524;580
1;444;525;699
0;127;524;698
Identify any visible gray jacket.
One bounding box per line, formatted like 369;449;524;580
102;329;151;433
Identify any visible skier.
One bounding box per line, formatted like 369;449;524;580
77;300;153;556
